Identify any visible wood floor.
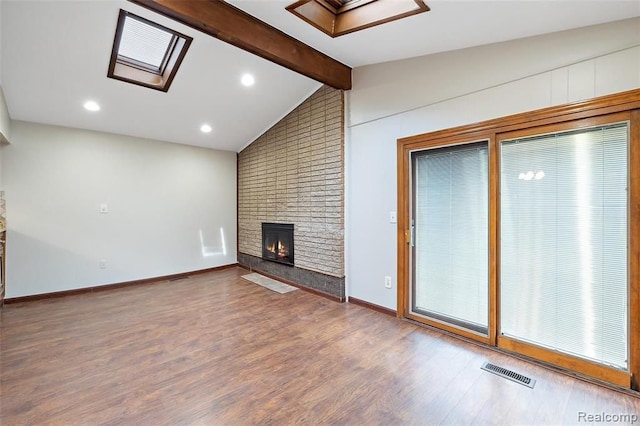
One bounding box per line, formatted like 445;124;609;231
1;267;638;425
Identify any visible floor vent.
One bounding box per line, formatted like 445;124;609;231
169;276;190;282
481;362;536;388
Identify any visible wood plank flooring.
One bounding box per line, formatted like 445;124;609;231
1;267;638;425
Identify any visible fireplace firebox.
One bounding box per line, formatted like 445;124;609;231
262;223;294;266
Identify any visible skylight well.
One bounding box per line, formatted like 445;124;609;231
287;0;429;38
108;10;192;92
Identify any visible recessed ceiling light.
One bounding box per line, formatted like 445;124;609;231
84;100;100;111
241;73;255;87
200;124;213;133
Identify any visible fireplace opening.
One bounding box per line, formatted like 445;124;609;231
262;223;294;266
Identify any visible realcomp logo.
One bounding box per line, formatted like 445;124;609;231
578;412;639;424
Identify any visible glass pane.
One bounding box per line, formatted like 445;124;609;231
500;123;628;369
119;16;173;70
413;143;489;333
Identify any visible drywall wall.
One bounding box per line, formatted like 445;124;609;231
346;18;640;310
0;142;3;190
350;17;640;127
0;85;10;191
0;143;3;191
4;121;237;298
0;85;9;143
0;0;3;87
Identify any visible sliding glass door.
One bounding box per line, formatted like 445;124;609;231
499;123;628;370
398;92;638;388
411;142;489;335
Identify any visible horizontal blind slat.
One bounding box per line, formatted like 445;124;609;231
500;123;628;369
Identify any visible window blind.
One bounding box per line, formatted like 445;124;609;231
119;16;174;71
413;143;489;332
500;123;628;369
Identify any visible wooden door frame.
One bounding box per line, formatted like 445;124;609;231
397;88;640;390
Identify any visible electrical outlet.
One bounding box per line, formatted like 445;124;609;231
100;203;108;213
99;259;107;269
384;276;392;289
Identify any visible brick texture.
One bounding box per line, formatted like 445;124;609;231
238;85;344;278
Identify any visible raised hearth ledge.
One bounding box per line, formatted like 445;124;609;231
238;253;345;301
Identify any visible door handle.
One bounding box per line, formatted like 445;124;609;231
406;226;415;247
410;225;415;247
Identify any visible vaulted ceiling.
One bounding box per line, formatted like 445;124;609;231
1;0;638;152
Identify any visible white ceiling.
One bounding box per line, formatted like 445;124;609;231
0;0;321;152
229;0;640;68
2;0;639;152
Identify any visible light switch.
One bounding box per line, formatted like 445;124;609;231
389;211;397;223
100;203;108;213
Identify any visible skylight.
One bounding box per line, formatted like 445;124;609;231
108;10;192;92
119;15;176;74
324;0;354;8
287;0;429;38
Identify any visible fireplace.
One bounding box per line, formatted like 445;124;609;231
262;223;294;266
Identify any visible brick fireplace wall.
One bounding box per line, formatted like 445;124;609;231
237;85;344;298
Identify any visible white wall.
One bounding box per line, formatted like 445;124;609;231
0;141;3;190
0;143;3;190
4;121;237;297
0;0;4;87
0;0;4;189
346;18;640;310
0;85;9;143
0;85;10;190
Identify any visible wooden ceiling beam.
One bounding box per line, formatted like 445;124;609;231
128;0;352;90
